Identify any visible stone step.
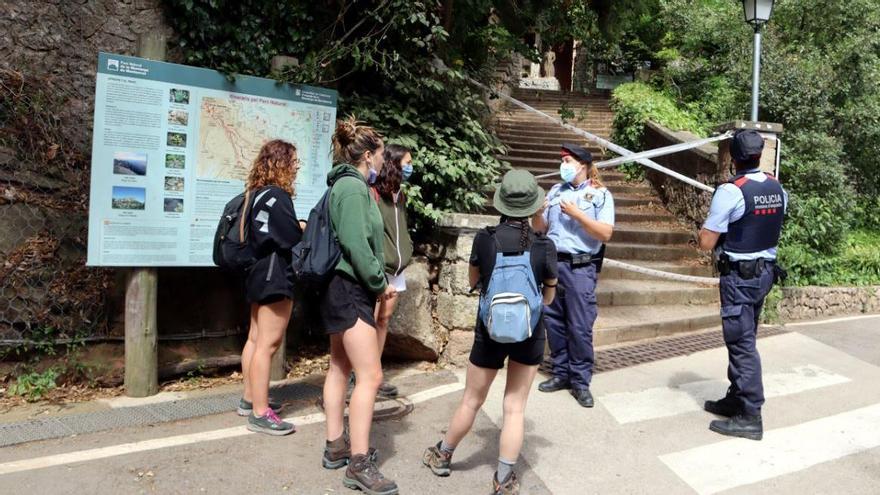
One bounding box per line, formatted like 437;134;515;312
610;225;692;244
594;304;720;346
498;137;611;149
510;91;611;102
498;119;613;129
600;260;714;281
614;208;678;224
605;242;696;261
497;129;604;141
596;279;717;307
497;115;615;124
506;147;607;160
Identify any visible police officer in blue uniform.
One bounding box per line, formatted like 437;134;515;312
533;143;614;408
698;129;787;441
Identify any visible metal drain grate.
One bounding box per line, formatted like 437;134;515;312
542;326;789;375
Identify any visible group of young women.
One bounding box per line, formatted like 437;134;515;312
233;116;613;495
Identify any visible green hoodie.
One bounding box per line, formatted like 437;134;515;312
327;163;387;295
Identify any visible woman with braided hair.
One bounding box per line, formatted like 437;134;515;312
422;170;558;495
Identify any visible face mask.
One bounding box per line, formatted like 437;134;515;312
560;161;579;183
401;163;414;181
368;166;378;185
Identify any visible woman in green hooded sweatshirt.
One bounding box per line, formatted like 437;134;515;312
319;115;399;495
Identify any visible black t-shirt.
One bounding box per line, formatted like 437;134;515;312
248;185;303;259
469;222;558;294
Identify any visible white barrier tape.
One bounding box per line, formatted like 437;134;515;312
598;132;732;169
474;80;718;193
533;132;732;180
603;258;719;286
463;73;720;285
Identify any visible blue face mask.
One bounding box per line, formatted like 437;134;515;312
560;161;579;183
368;166;378;185
401;163;413;181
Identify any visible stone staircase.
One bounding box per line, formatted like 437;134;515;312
491;88;718;346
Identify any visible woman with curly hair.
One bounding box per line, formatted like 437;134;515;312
238;139;303;435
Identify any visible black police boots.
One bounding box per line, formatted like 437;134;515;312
538;376;570;393
704;395;741;417
709;414;763;441
570;387;594;408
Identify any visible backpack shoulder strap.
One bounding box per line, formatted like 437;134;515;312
240;189;252;241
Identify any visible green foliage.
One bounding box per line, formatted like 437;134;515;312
163;0;512;229
557;102;575;124
610;82;707;151
345;68;506;226
779;230;880;287
7;368;59;402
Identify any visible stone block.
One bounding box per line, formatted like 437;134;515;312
440;330;474;368
437;261;473;295
436;292;479;331
385;260;446;361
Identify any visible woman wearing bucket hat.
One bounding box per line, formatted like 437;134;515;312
532;143;615;409
422;170;558;495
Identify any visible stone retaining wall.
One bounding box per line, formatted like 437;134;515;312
641;122;724;229
777;286;880;322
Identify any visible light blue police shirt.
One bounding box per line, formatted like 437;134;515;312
703;170;789;261
543;180;615;255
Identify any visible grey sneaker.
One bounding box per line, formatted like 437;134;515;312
492;470;520;495
246;409;295;436
322;434;379;469
237;398;283;416
343;454;399;495
422;441;452;476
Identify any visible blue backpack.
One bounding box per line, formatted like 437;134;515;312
478;231;543;343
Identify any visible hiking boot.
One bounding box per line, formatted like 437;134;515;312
246;409;295;436
377;381;399;399
492;470;520;495
537;376;570;393
422;441;452;477
709;414;763;441
237;398;283;417
323;434;378;469
570;387;594;408
704;395;741;417
343;453;399;495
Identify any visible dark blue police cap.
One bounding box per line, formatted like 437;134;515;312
561;143;593;163
730;129;764;163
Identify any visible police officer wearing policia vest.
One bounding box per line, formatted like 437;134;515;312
698;129;788;441
533;143;614;408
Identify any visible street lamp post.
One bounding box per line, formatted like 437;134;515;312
742;0;775;121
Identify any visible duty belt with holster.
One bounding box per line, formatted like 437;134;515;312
716;252;787;282
557;244;606;273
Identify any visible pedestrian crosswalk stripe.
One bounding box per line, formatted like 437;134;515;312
659;402;880;495
601;365;850;424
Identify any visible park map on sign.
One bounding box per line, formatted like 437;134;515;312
197;96;314;182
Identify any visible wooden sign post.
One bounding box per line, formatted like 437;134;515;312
124;33;166;397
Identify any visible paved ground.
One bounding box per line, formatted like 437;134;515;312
1;315;879;494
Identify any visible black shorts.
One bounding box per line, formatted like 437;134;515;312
319;273;378;334
469;319;547;369
245;252;294;305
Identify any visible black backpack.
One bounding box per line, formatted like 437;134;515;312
290;171;360;291
212;188;257;270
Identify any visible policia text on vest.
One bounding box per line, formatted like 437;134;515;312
697;129;788;442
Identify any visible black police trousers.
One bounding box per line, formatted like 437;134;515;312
719;262;775;416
